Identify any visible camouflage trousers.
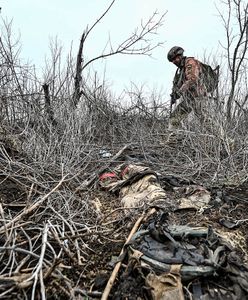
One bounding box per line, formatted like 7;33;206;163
169;96;211;129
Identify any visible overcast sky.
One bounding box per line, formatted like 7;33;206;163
2;0;224;98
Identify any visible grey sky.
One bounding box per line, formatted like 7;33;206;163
3;0;224;97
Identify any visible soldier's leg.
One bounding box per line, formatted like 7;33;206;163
169;97;192;129
193;97;213;130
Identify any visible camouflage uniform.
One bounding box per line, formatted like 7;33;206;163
170;57;208;128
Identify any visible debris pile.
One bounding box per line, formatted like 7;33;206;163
98;163;248;300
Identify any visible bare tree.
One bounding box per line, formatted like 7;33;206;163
218;0;248;121
0;19;40;126
73;0;166;107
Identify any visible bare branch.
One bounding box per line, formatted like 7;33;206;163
72;7;166;107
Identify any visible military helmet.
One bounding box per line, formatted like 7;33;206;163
167;46;184;62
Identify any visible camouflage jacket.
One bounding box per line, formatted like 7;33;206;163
173;57;207;98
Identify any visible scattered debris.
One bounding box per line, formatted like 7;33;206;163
98;163;248;300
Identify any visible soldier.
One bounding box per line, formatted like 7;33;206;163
167;46;217;130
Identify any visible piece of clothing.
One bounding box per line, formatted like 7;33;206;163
180;57;207;97
98;164;167;208
173;57;207;98
146;270;185;300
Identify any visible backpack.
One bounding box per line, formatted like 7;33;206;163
200;63;219;93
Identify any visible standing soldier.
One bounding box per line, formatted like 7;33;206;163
167;46;218;130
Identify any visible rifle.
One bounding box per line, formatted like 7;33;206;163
169;68;182;117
